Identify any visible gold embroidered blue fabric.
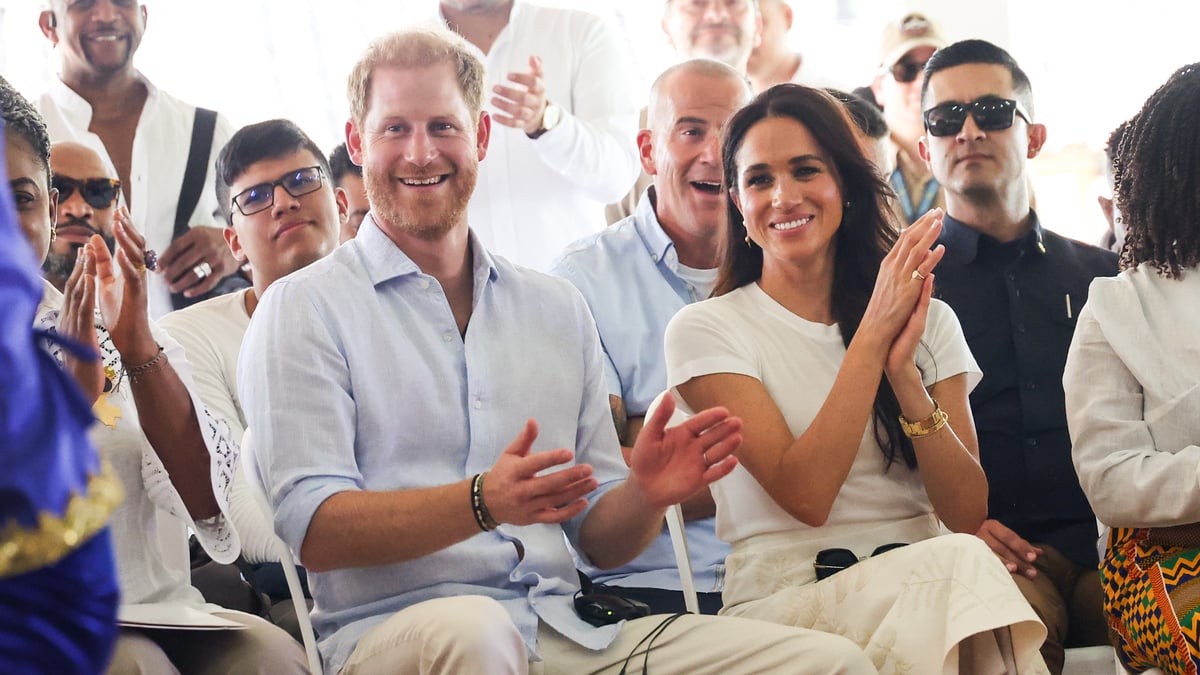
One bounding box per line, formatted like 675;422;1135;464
0;463;123;578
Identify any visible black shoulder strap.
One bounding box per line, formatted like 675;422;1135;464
173;107;218;240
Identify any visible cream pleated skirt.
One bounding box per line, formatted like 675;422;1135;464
720;516;1049;674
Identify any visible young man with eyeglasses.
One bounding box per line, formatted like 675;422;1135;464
160;119;344;640
868;12;948;227
918;39;1116;675
42;141;120;292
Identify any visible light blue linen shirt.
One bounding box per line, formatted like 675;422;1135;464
239;217;628;673
550;188;728;594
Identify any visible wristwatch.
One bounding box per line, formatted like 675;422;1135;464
527;102;562;139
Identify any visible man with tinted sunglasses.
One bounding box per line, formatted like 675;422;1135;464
42;141;119;292
918;39;1116;675
869;12;947;227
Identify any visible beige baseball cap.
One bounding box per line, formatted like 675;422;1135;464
879;13;948;69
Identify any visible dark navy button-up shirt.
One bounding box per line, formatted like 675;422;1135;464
934;212;1118;566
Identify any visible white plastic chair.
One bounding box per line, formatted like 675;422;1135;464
645;391;702;615
239;430;323;675
665;503;700;614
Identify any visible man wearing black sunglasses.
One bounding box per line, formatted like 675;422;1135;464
869;12;947;227
918;39;1117;675
42;141;118;292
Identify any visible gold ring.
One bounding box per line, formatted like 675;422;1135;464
911;269;927;281
136;264;147;276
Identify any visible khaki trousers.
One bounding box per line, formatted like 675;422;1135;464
343;594;875;675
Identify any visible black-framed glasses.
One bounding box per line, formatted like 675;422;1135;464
814;542;908;581
923;96;1032;138
232;165;325;216
889;59;928;84
52;176;121;209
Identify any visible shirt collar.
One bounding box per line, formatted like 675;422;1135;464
354;213;499;288
48;72;157;127
941;210;1045;265
632;186;677;267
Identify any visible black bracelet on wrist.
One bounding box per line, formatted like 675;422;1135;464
471;472;499;532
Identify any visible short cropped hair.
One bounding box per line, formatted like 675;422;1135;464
347;28;485;124
647;58;752;127
0;76;52;186
215;119;329;224
327;143;362;185
921;39;1035;117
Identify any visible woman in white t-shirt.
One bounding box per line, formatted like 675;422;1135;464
664;84;1047;673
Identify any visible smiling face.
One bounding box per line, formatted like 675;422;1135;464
225;149;343;290
42;0;146;80
663;0;761;71
347;61;489;243
732;115;843;274
5;134;57;264
644;69;746;246
919;62;1043;208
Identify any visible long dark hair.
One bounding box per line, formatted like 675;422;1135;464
1116;62;1200;278
716;84;917;470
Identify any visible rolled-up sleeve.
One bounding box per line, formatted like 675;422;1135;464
238;280;363;554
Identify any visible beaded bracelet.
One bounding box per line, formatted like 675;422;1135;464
126;346;167;383
471;472;499;532
898;399;949;439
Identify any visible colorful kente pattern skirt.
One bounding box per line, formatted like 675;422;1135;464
1103;525;1200;675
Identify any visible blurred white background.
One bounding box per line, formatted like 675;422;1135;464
3;0;1198;244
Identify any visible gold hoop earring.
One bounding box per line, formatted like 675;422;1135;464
49;225;57;242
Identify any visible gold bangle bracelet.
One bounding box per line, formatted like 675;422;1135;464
899;399;949;439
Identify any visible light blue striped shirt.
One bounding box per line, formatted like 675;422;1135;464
239;218;628;673
551;188;729;594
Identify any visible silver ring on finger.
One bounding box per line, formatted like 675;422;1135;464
192;261;213;280
702;449;711;466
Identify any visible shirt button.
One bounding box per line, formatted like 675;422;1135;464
651;254;659;262
1007;273;1016;281
1025;382;1037;390
443;332;454;342
1024;438;1038;447
418;279;431;289
473;399;482;409
1017;324;1026;333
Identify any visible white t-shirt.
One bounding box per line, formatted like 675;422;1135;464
664;282;980;546
38;76;235;319
160;289;277;564
674;263;719;301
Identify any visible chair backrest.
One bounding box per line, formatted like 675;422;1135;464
646;391;701;614
239;430;324;675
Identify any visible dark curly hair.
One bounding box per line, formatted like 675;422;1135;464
716;83;918;470
0;75;52;187
1115;62;1200;277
